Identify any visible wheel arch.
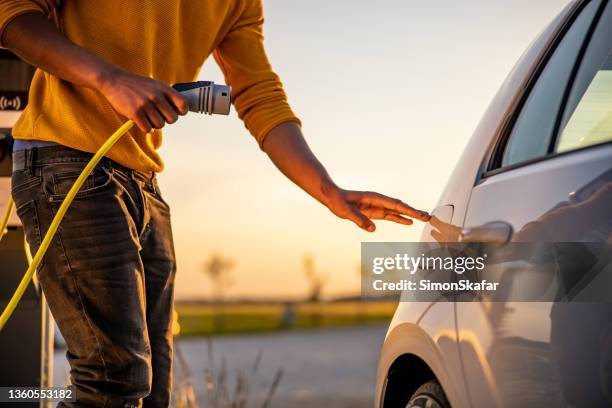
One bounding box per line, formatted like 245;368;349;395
376;323;465;408
382;353;437;408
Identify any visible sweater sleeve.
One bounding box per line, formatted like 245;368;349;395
212;0;300;148
0;0;59;47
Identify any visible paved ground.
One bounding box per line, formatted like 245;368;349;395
54;324;388;407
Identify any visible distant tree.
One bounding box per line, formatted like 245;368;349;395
202;253;234;303
202;253;234;331
303;254;327;302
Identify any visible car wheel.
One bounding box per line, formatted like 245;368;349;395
406;380;450;408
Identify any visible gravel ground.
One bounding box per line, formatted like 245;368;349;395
54;324;388;407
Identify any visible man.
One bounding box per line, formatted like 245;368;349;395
0;1;430;406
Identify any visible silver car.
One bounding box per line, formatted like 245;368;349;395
375;0;612;407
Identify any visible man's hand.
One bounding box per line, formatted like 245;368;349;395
263;122;430;232
2;12;188;133
324;186;430;232
98;70;188;132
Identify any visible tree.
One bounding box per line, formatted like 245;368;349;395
202;253;234;303
202;253;234;331
303;254;327;302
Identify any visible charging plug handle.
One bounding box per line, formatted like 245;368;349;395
173;81;232;115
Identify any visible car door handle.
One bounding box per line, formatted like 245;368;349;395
459;221;513;244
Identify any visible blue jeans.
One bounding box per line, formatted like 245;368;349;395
11;146;176;407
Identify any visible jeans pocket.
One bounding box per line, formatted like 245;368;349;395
43;163;114;202
15;200;44;269
11;169;42;196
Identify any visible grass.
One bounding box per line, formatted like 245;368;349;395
175;300;396;336
173;339;283;408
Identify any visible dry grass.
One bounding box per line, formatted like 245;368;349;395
172;339;283;408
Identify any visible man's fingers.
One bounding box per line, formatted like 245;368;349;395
133;111;153;133
165;88;189;115
382;213;413;225
360;207;414;226
145;105;165;129
156;94;179;124
342;205;375;232
380;195;430;221
359;206;386;219
346;191;430;221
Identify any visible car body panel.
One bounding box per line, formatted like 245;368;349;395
374;0;612;407
458;103;612;405
457;0;612;404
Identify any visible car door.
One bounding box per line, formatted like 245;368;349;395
454;0;612;407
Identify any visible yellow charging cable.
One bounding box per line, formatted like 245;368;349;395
0;195;14;241
0;120;134;331
1;203;40;289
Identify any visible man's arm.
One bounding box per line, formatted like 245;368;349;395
263;122;430;232
1;12;187;132
214;1;429;231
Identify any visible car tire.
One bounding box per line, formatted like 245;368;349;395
406;380;450;408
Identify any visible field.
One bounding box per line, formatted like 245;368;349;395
175;300;397;336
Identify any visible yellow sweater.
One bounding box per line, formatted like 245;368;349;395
0;0;300;172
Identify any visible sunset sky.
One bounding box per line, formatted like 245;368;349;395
157;0;571;300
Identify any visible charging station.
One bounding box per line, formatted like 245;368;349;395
0;49;53;408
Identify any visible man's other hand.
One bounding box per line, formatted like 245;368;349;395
324;185;430;232
263;121;430;232
98;70;189;132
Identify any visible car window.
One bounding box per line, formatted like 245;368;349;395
500;1;599;168
556;3;612;154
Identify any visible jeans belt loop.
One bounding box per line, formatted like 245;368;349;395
25;148;34;176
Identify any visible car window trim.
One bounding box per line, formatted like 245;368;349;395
483;139;612;177
549;0;610;153
479;0;606;180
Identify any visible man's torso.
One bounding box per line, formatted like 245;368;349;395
12;0;244;172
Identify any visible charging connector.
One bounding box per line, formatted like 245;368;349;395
173;81;231;115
